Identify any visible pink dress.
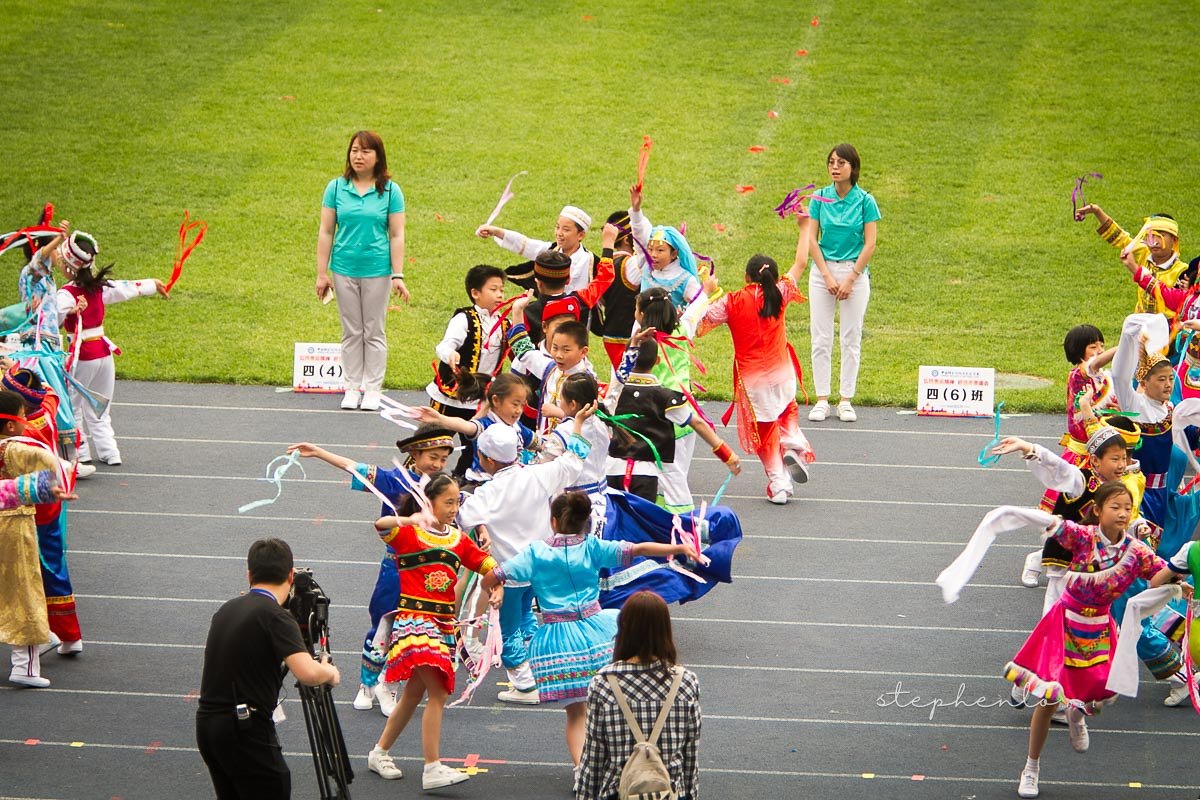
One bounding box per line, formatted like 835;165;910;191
1005;519;1165;710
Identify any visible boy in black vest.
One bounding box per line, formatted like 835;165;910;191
427;265;510;475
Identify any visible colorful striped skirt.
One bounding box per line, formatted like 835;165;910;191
385;613;456;694
1007;592;1118;708
528;606;619;702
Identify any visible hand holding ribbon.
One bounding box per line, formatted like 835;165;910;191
977;401;1006;467
1071;172;1102;222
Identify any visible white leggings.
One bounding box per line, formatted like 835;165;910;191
808;260;871;399
73;356;118;462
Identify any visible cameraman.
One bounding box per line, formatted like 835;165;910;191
196;538;340;799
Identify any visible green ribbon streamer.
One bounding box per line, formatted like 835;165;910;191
596;409;663;471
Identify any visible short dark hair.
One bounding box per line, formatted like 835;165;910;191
535;275;568;293
550;491;591;536
827;143;861;185
561;373;599;407
0;389;26;425
465;265;504;299
1062;324;1104;365
551;320;589;348
247;538;293;584
613;591;677;668
634;338;659;371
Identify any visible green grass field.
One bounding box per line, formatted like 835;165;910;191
2;1;1198;410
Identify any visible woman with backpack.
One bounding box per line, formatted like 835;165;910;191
575;591;700;800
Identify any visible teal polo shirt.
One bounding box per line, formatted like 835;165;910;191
322;177;405;278
810;183;881;263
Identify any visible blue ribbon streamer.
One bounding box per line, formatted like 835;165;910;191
238;452;307;513
977;401;1006;467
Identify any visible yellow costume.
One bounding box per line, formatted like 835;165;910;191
0;441;59;647
1097;215;1185;317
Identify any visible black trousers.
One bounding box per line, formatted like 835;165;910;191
196;712;290;800
608;473;658;503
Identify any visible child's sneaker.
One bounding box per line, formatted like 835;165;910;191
367;747;404;780
1066;706;1089;752
1017;767;1039;798
498;686;540;705
353;684;374;710
1020;550;1043;588
422;761;469;790
808;399;830;422
783;450;810;484
374;682;397;717
1164;673;1191;707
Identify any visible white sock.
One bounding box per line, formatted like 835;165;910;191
371;746;387;756
1025;757;1039;773
1167;671;1187;686
423;761;441;773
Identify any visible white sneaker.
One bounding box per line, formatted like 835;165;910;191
1020;550;1043;588
57;639;82;657
39;633;62;657
100;454;122;466
497;686;540;705
353;684;374;710
74;462;96;479
808;400;830;422
367;747;404;780
783;450;810;484
360;390;384;412
341;389;362;410
374;682;397;717
1164;676;1191;707
766;486;791;505
1007;683;1027;708
836;399;857;422
1066;706;1089;752
422;761;469;790
1017;767;1040;798
9;672;50;688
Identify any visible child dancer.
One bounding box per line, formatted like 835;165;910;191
1076;204;1185;316
592;210;641;373
540;373;611;526
1117;248;1200;400
1022;325;1118;586
426;264;510;475
457;410;595;704
58;261;168;466
366;473;502;789
288;424;456;716
3;368;84;654
506;306;595;435
416;372;540;484
605;338;740;503
0;389;74;688
477;204;597;294
696;216;816;505
480;491;699;766
937;483;1190;798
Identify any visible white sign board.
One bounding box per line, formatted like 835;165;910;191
917;366;994;418
293;343;344;393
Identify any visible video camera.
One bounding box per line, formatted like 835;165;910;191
285;568;353;799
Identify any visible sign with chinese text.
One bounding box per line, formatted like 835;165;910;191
293;343;344;393
917;366;994;417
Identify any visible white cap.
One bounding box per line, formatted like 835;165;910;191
559;205;592;232
477;423;520;464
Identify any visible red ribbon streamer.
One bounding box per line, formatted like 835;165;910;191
635;136;654;191
165;211;208;293
0;225;65;258
654;332;714;427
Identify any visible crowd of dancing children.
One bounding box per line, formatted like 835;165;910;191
939;204;1200;798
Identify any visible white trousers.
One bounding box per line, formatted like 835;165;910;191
808;260;871;399
659;431;696;511
10;645;41;679
332;273;390;393
73;356;118;462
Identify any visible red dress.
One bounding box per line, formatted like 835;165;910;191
378;523;497;692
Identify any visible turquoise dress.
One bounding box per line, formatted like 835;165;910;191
497;535;633;701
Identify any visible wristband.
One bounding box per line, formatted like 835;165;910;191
713;442;734;463
391;274;405;280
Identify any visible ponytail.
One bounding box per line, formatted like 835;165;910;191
71;263;115;293
746;254;782;319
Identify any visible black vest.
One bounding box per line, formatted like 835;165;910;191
608;379;686;465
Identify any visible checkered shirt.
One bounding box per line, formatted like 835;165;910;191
575;661;701;800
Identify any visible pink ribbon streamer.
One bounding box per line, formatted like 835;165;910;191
344;465;397;512
484;171;528;227
448;606;502;707
668;514;709;583
376;395;419;431
774;184;833;220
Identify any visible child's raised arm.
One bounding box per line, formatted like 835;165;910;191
787;211;813;284
413;405;479;436
1149;565;1194;600
287;442;355;471
631;540;700;563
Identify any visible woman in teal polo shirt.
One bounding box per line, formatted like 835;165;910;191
316;130;408;411
806;143;880;423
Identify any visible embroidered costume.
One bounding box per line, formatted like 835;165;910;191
1128;265;1200;400
1096;215;1186;317
604;373;691;503
493;535;633;701
376;523;496;693
1038;363;1120;512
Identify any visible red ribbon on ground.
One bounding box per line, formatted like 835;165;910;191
165;211;207;293
635;136;654;191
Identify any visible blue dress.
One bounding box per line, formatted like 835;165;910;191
497;535;633;702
